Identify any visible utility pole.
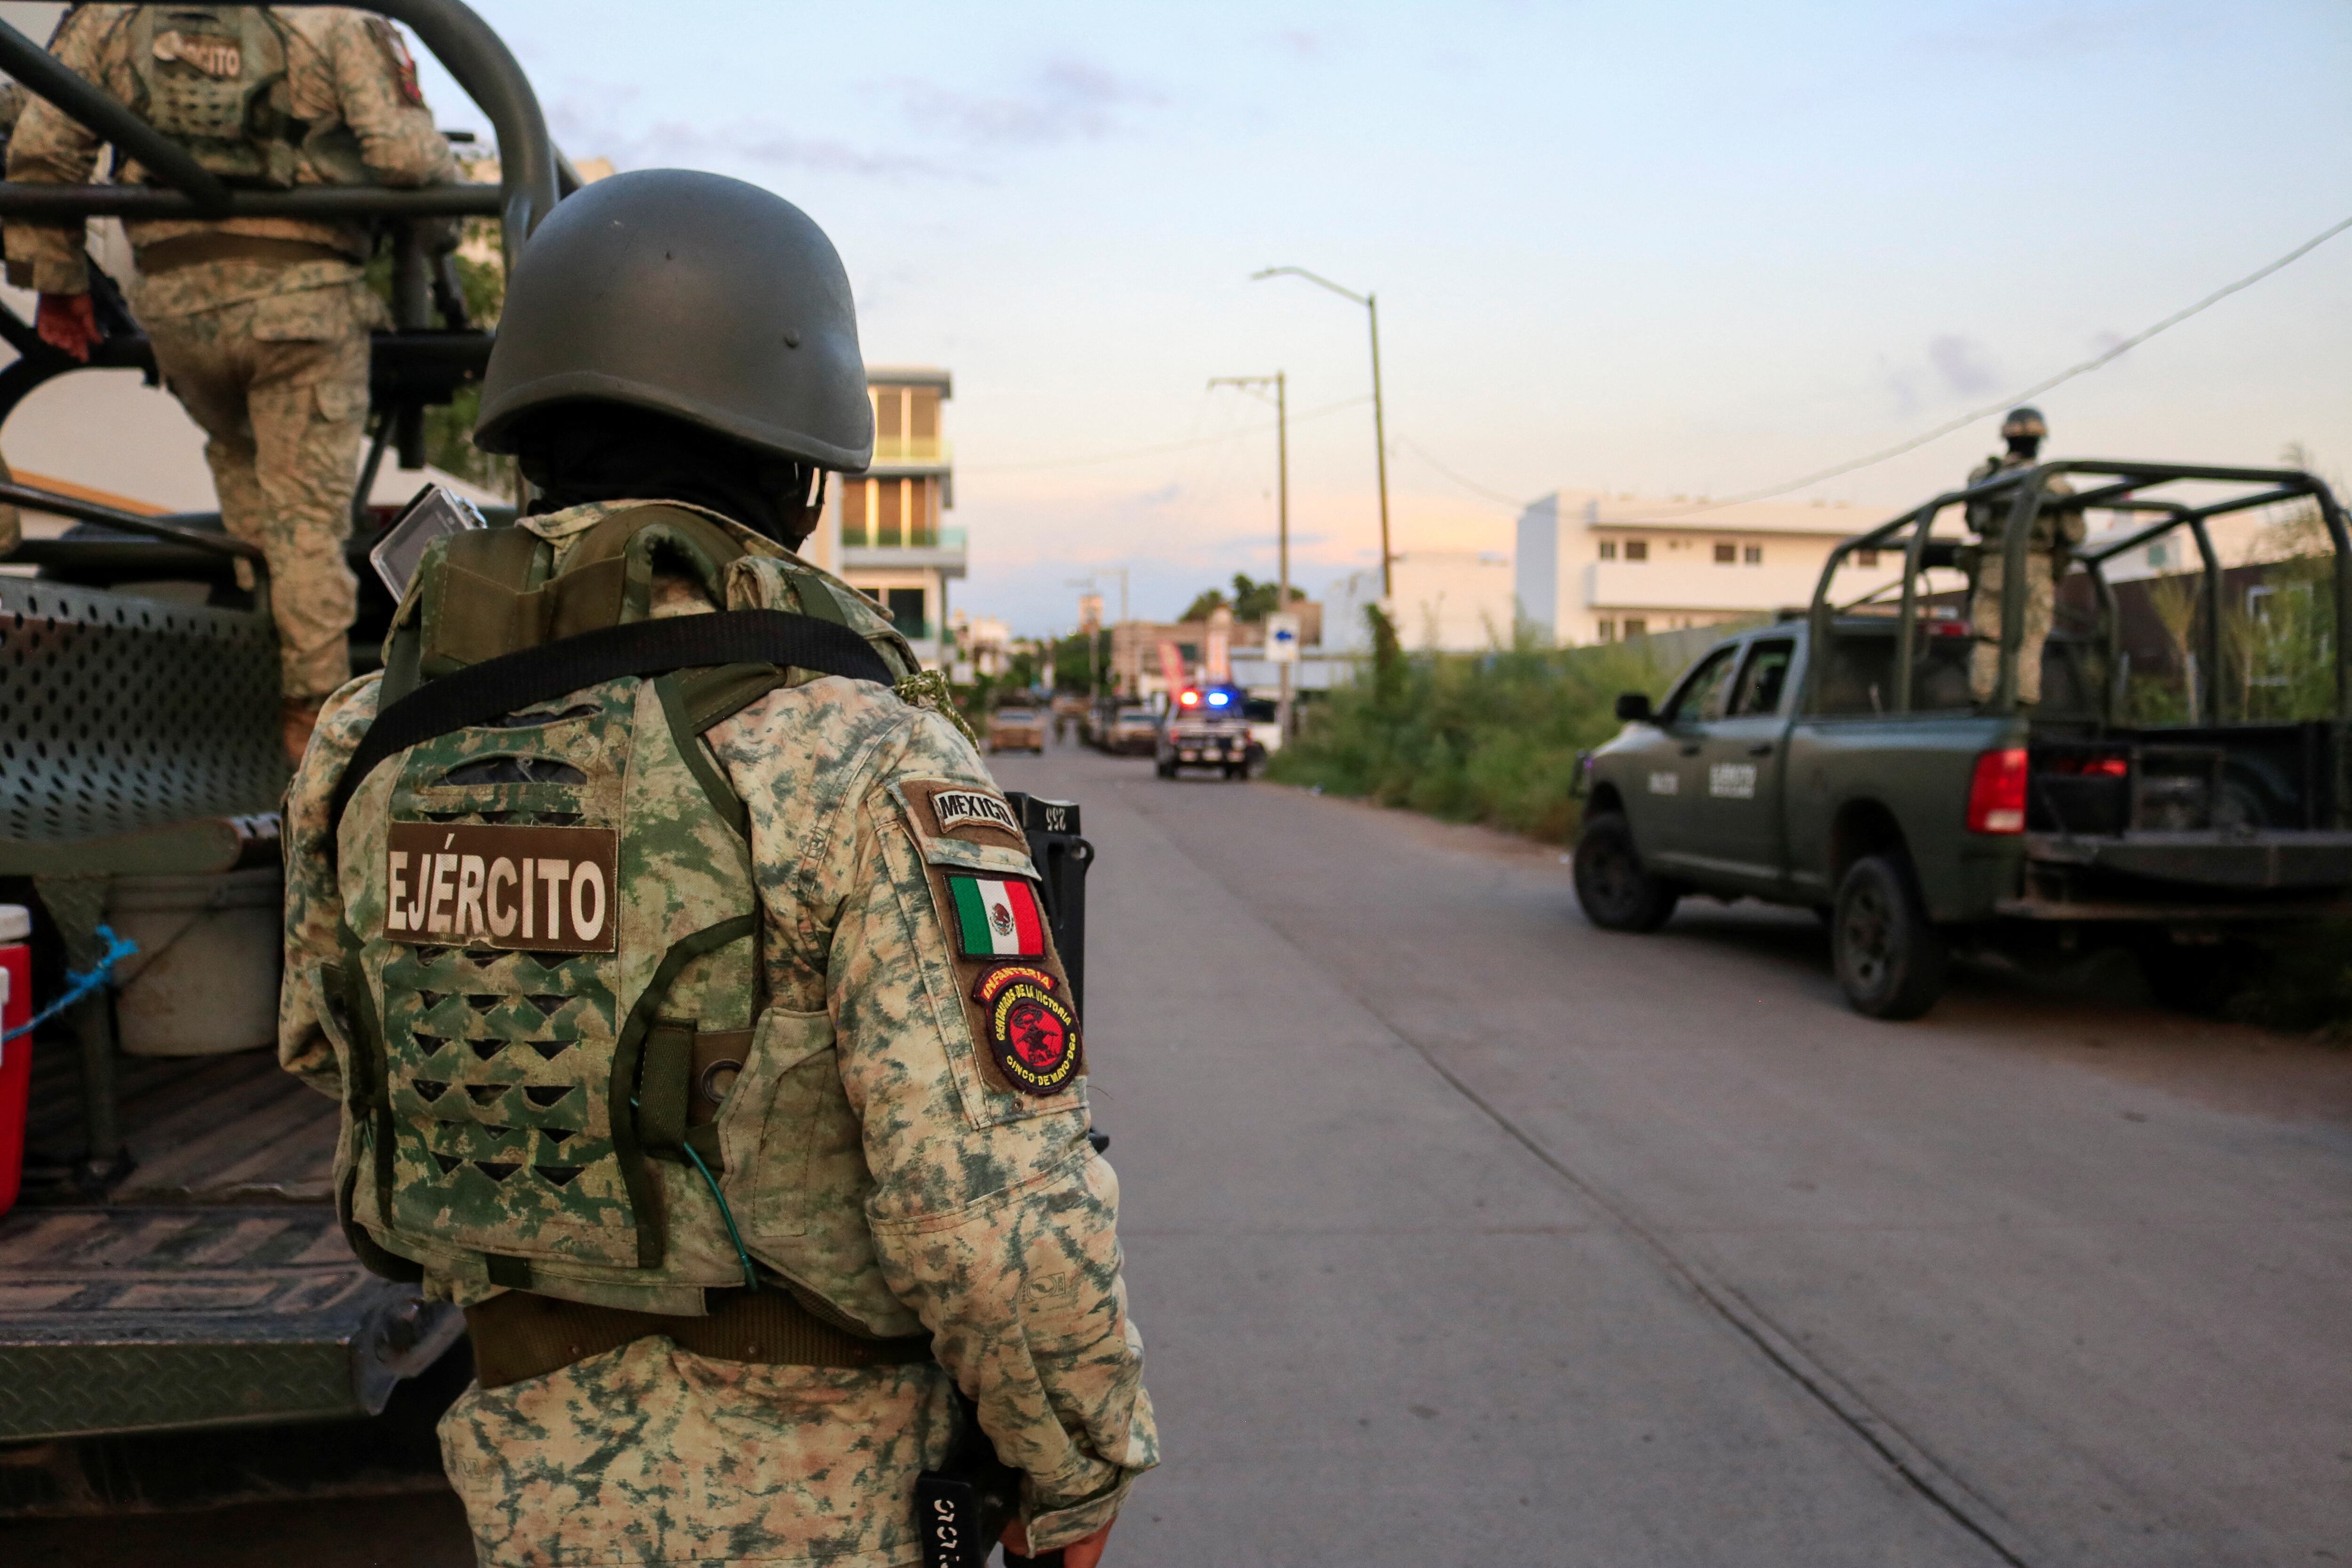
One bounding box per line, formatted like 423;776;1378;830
1252;266;1392;601
1209;372;1293;738
1068;565;1130;695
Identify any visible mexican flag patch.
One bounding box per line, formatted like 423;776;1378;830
947;876;1046;958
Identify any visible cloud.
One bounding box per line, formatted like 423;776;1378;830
1926;333;2001;396
896;58;1165;149
547;87;965;183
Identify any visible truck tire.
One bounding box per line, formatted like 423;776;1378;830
1573;813;1679;933
1832;855;1947;1020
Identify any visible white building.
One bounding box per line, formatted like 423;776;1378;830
1516;490;1905;646
800;366;963;668
1325;550;1516;653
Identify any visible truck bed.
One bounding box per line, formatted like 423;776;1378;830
1;1041;459;1446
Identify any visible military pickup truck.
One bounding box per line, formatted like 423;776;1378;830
1574;459;2352;1019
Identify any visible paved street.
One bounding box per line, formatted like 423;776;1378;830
15;736;2350;1566
990;743;2352;1568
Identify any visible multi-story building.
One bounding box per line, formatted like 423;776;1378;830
800;366;963;667
1516;490;1905;645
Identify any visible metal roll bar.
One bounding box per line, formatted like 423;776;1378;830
1804;461;2350;725
0;0;557;264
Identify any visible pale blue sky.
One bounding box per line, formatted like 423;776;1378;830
433;1;2352;632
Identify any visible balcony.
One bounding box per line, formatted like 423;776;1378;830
868;436;953;475
1583;555;1898;613
842;524;966;577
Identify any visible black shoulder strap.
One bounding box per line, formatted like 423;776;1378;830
328;610;896;846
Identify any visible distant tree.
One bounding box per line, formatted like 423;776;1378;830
1182;573;1304;625
1178;587;1230;623
1051;630;1104;692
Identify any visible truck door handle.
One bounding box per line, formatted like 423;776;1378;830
1680;743;1700;756
1748;743;1774;756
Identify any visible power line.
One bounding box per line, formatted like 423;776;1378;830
961;395;1369;475
1655;209;2352;517
1393;436;1527;510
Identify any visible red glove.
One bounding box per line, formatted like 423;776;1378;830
36;291;99;362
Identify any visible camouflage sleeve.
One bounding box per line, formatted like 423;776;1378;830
278;673;383;1100
319;12;454;187
1;6;129;293
815;708;1157;1552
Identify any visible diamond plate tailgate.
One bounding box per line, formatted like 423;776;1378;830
0;1204;460;1441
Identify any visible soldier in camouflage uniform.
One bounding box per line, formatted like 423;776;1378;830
277;171;1154;1568
5;5;456;760
1964;405;2079;705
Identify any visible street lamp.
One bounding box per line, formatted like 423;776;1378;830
1209;372;1293;739
1252;265;1391;600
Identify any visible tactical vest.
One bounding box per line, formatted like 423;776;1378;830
1967;455;2085;554
126;6;318;189
335;507;902;1313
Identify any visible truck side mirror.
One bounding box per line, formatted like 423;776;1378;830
1615;692;1653;723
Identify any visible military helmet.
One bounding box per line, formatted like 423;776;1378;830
2000;406;2048;441
474;169;874;471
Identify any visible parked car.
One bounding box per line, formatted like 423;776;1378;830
987;705;1048;754
1574;457;2352;1020
1100;704;1160;756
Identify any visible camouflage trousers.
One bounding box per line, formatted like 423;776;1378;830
439;1338;958;1568
141;281;372;699
1969;546;2061;705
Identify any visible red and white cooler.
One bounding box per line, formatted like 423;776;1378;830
0;904;32;1218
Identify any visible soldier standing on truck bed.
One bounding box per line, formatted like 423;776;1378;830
275;170;1154;1568
4;5;455;761
1964;405;2080;706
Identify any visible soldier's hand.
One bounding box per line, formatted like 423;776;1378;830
35;291;98;362
1002;1513;1116;1567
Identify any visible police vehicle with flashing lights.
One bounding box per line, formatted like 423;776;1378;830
1573;458;2352;1022
1156;686;1256;779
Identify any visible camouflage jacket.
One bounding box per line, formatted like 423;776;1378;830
1965;451;2082;552
5;5;455;305
280;501;1156;1544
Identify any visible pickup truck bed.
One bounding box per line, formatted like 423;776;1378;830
1;1042;460;1451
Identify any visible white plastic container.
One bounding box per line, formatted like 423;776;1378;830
106;868;282;1056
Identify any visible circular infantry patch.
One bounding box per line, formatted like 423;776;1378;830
971;965;1081;1095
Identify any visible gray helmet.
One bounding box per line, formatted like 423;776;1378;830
474;169;873;471
2000;406;2048;441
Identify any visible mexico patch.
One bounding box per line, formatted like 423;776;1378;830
386;821;618;953
947;876;1046;959
932;788;1021;838
972;966;1081;1095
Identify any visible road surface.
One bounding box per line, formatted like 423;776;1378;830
15;738;2348;1566
1002;744;2352;1568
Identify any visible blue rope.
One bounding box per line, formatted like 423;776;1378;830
2;925;138;1045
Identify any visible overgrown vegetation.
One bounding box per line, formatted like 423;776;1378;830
1268;611;1677;843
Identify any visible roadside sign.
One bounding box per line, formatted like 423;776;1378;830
1266;612;1300;664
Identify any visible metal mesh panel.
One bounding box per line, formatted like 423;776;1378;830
0;578;286;845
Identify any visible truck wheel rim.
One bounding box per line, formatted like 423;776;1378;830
1843;885;1892;989
1593;840;1638;913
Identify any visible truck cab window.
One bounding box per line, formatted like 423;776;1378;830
1731;640;1795;717
1665;646;1742;724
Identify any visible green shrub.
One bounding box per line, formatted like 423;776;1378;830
1270;626;1680;844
